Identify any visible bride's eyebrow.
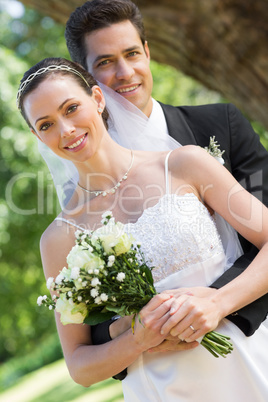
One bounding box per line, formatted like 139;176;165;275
35;98;75;125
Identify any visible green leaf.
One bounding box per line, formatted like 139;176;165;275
141;264;154;287
84;310;115;326
105;304;128;316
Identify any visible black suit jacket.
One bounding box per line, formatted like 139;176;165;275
160;102;268;335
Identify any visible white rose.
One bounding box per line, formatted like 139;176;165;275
92;221;132;255
85;256;105;271
55;295;87;325
67;245;95;269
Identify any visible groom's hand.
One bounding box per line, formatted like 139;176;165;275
163;286;217;299
147;335;199;353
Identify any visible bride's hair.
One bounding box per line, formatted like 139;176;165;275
17;57;109;130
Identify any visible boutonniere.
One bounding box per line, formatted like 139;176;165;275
204;136;225;165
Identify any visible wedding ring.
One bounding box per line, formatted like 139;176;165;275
189;325;195;331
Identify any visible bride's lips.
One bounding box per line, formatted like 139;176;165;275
115;84;141;96
64;134;87;152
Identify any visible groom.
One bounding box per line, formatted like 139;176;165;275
65;0;268;366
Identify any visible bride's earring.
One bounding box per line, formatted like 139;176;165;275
97;107;103;114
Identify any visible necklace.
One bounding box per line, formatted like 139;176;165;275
77;150;134;197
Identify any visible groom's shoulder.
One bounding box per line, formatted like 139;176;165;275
159;101;234;123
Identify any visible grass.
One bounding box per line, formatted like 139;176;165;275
0;359;124;402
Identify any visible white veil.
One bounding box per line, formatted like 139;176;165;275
38;83;242;269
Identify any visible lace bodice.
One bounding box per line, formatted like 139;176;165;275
55;152;229;286
125;193;224;283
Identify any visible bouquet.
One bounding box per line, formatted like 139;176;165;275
38;211;233;358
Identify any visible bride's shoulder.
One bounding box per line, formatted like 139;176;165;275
40;218;76;278
40;218;75;257
168;145;209;170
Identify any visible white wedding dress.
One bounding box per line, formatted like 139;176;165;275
121;155;268;402
56;153;268;402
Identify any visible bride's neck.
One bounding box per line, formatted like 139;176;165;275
76;143;133;192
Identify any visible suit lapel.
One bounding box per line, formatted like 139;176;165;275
159;102;197;145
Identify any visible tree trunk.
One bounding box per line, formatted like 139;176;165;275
19;0;268;129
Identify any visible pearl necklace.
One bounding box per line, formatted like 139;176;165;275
77;150;134;197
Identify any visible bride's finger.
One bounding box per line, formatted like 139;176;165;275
146;293;173;311
169;294;191;315
140;295;174;326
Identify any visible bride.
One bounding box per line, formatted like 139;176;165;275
17;57;268;401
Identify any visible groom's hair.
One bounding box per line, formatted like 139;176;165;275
65;0;146;70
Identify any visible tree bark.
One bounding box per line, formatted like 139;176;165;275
19;0;268;129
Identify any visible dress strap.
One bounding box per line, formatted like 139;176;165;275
164;151;173;194
54;217;86;232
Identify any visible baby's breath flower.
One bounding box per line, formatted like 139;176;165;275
101;210;113;225
94;296;102;305
100;293;108;302
77;296;82;302
55;273;64;285
91;278;100;287
90;288;99;298
70;267;80;280
37;296;44;306
102;211;113;218
107;255;115;267
116;272;125;282
46;277;54;290
75;229;82;238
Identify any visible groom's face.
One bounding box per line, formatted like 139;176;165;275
85;20;153;117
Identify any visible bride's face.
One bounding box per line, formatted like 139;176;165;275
23;75;106;162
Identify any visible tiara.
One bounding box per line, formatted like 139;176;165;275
17;64;89;109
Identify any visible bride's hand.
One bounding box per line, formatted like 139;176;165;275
160;293;222;342
109;316;133;339
132;294;175;352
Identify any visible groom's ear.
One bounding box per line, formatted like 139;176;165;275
92;85;106;111
144;41;150;60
